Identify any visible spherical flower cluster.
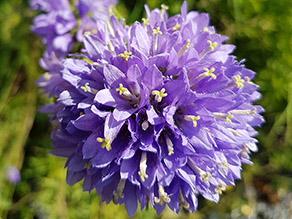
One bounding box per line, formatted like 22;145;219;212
36;2;264;217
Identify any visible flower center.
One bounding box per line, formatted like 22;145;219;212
96;137;112;151
80;82;98;94
119;51;132;62
184;115;200;127
152;88;167;102
233;75;244;88
199;40;218;60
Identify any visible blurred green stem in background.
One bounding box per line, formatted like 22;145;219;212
0;0;40;217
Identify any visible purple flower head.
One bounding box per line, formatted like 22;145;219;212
31;0;76;56
6;166;21;184
42;2;264;217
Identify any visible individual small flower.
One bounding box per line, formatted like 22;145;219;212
38;1;264;217
6;166;21;184
31;0;76;56
76;0;118;41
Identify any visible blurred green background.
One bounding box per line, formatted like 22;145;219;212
1;0;292;218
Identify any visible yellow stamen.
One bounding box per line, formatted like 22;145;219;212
207;40;217;51
179;189;190;209
80;82;98;94
227;128;239;136
202;67;216;79
218;161;229;169
165;135;174;156
203;27;213;34
243;145;249;152
178;39;190;58
43;72;51;81
161;4;169;11
96;137;112;151
225;112;233;124
201;171;212;182
184;115;200;127
82;58;99;66
154;184;171;205
84;163;90;169
240;145;250;157
84;31;91;36
116;83;129;95
138;171;148;182
153;27;162;36
81;83;90;92
119;51;132;62
152;88;168;102
138;152;148;182
172;23;181;32
142;18;148;26
215;184;226;194
244;76;254;84
233;75;244;88
188;157;212;182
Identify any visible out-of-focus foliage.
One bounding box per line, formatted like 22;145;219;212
0;0;292;218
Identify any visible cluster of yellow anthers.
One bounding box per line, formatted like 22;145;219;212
152;27;162;36
199;40;218;60
119;51;132;62
207;40;218;51
202;67;217;79
225;112;234;124
215;184;226;195
154;184;171;205
184;115;201;127
152;88;168;102
142;18;148;26
80;82;98;94
233;75;245;88
96;137;112;151
204;27;214;34
116;83;129;95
